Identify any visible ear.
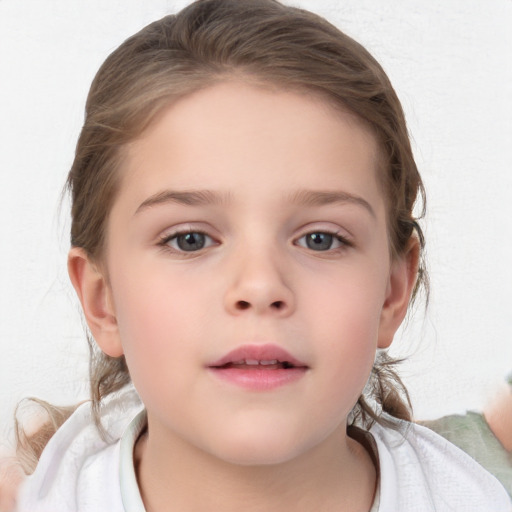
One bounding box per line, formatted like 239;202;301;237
377;237;420;349
67;247;124;357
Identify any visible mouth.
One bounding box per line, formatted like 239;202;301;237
217;359;299;370
207;344;308;390
208;344;307;369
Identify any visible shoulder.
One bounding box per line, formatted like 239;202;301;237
16;387;143;512
421;411;512;495
370;415;512;511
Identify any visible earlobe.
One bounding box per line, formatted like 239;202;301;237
377;238;420;349
67;247;124;357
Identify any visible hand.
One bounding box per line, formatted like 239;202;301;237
0;450;25;512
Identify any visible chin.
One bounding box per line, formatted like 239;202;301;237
205;424;317;467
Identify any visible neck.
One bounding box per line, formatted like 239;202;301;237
135;422;376;512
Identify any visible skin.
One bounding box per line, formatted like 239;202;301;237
69;81;418;512
0;452;24;512
484;383;512;452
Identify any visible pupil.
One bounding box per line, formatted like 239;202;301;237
306;233;332;251
177;233;205;251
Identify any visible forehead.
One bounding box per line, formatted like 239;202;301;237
116;81;385;217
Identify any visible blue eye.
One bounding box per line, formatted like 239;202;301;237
296;232;347;251
164;232;215;252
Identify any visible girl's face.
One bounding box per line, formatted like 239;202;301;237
82;81;412;465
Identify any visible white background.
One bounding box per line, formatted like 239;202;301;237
1;0;511;446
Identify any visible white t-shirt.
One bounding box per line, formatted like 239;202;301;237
17;387;512;511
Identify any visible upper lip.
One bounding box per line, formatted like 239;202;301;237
208;344;308;368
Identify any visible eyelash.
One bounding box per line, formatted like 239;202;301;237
157;229;352;254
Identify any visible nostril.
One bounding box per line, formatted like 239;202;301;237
236;300;250;310
233;300;286;312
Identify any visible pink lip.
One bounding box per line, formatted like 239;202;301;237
207;344;308;391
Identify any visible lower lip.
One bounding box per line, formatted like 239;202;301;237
208;367;307;390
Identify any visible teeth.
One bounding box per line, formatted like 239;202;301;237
232;359;280;366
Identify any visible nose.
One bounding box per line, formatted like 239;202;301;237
223;246;295;317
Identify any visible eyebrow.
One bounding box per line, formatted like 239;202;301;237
288;189;376;218
135;188;375;218
135;189;231;214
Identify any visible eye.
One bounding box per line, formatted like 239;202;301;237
296;232;348;251
162;231;216;252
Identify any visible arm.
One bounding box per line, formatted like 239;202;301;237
484;382;512;453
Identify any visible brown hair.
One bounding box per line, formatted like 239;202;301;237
18;0;426;471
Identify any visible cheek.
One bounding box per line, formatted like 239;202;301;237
301;263;387;392
110;268;208;392
303;259;387;333
113;261;208;338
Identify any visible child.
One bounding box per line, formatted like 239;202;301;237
13;0;511;510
